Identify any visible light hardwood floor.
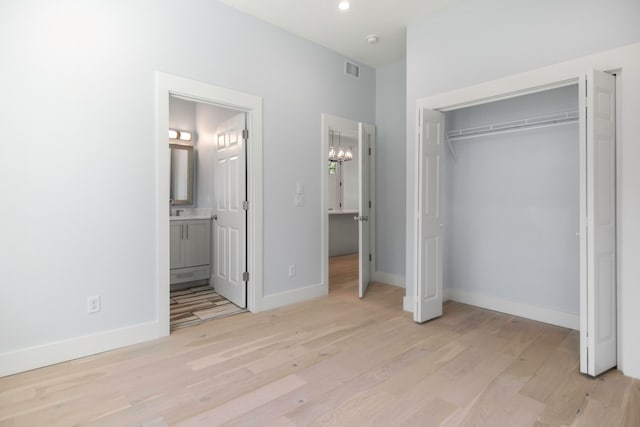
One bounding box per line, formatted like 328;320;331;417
0;254;637;426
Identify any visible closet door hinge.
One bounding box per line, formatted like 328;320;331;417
369;147;372;155
243;271;249;282
369;253;372;262
242;200;249;210
369;200;371;209
242;129;249;140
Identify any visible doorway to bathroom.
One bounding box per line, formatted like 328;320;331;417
156;73;264;335
321;114;376;298
168;97;248;330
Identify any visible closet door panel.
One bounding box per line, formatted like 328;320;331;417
580;70;616;377
415;108;444;323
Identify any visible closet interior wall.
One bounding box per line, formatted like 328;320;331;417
443;85;580;316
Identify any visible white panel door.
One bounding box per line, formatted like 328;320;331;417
357;123;375;298
580;70;617;376
212;113;247;308
414;108;445;323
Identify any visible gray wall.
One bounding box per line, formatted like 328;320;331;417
329;214;359;256
404;0;640;377
444;86;579;314
375;60;406;278
0;0;374;353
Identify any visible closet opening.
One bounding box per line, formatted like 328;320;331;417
413;70;618;377
443;84;581;326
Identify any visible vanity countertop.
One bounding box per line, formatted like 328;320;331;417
328;209;358;215
170;215;213;221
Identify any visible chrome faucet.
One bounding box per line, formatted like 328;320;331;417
175;209;185;217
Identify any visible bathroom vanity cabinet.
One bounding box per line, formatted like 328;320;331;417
170;218;211;284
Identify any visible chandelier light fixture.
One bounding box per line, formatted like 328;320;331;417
328;130;353;163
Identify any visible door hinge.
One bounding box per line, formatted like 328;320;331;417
243;271;249;281
242;129;249;140
242;200;249;210
369;253;372;262
369;147;372;155
369;200;371;209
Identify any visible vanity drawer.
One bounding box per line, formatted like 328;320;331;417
170;265;210;284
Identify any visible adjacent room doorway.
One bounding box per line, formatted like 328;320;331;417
321;114;376;298
156;73;264;335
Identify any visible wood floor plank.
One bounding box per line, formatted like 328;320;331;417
0;254;636;426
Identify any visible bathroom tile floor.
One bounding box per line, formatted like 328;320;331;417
170;285;247;330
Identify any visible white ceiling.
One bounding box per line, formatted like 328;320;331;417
217;0;460;68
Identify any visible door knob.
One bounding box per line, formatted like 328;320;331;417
213;214;218;221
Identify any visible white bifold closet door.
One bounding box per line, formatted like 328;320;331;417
414;109;445;323
580;70;617;377
212;113;247;308
415;70;617;378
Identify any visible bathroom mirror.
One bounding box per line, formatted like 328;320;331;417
169;144;194;206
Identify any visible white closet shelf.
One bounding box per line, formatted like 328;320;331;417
447;110;579;143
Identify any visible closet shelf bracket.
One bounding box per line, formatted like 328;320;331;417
446;138;457;160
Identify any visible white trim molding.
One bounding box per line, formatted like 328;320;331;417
373;271;405;288
0;321;159;378
448;289;579;330
260;283;327;312
403;295;413;312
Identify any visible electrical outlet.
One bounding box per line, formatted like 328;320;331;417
288;264;296;278
87;295;101;313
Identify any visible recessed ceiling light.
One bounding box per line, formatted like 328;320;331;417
338;1;350;11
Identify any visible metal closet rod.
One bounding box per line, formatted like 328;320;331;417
446;110;579;143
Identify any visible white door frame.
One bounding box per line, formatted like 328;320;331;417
156;72;263;336
413;62;623;366
321;114;376;293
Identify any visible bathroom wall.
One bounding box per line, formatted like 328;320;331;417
169;97;196;136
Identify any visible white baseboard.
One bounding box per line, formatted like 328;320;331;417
373;271;405;288
0;321;162;378
403;287;449;313
403;295;414;312
448;289;579;330
259;283;327;312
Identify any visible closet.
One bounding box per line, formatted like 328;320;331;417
443;85;580;318
414;70;617;377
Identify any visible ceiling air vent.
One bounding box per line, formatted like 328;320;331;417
345;61;360;79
